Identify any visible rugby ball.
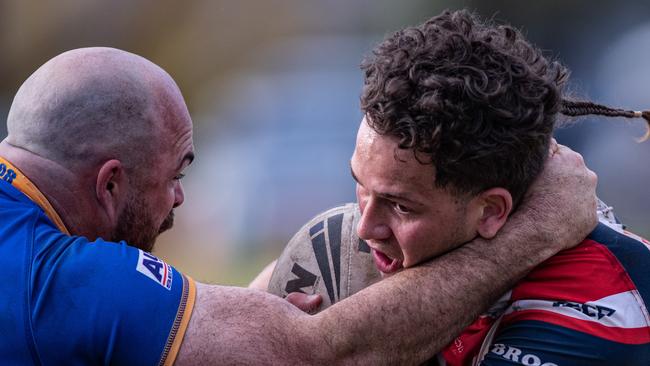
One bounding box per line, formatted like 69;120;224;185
267;203;381;312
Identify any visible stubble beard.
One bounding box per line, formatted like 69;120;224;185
111;193;174;252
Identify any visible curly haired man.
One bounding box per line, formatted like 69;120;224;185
263;9;650;365
352;10;650;365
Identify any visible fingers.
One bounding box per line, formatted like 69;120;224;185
285;292;323;314
520;141;599;251
547;143;588;177
553;143;597;185
548;138;559;157
554;143;598;198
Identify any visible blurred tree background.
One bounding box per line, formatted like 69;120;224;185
2;0;649;285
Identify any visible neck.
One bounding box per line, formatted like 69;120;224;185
0;139;108;240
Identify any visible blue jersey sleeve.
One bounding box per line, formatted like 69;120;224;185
28;215;195;366
481;320;650;366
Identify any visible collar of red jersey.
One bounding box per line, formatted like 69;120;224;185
0;156;70;235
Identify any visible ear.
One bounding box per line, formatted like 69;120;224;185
475;187;513;239
95;159;128;226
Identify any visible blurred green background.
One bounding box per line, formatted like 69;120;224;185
2;0;649;285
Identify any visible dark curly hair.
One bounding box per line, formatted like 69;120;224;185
360;10;569;206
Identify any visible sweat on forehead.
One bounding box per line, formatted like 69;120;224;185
6;47;181;170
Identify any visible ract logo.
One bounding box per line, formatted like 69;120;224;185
552;300;615;320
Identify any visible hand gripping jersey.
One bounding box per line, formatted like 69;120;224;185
439;201;650;366
0;158;196;366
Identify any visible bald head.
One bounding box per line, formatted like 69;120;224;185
6;47;190;173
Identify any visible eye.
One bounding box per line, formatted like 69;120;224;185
174;173;186;181
393;202;411;214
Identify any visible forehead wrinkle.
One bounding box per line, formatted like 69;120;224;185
172;127;193;149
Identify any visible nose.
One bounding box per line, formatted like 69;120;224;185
173;181;185;208
357;198;391;241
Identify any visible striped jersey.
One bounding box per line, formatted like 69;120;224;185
439;202;650;366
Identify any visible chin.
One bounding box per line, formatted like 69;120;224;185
158;211;175;233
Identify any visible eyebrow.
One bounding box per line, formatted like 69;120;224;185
350;163;420;205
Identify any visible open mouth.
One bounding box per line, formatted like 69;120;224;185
372;249;404;274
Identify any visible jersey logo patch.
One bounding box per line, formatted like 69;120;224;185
552;300;616;320
136;250;173;290
0;163;17;184
490;343;557;366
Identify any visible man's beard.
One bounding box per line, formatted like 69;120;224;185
111;193;174;252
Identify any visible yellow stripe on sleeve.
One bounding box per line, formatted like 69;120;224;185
161;274;197;366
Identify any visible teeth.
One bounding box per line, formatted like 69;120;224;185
379;251;393;262
374;248;394;260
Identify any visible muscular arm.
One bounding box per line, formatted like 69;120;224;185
175;144;598;365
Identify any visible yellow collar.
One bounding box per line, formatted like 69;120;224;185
0;157;70;235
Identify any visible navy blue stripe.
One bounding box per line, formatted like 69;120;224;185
309;220;324;237
588;223;650;310
311;232;335;304
327;213;343;300
484;320;650;365
284;263;317;294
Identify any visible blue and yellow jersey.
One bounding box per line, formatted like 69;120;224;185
0;157;195;365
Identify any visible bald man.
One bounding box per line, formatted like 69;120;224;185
0;47;597;365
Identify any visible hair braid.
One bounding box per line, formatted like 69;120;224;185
561;99;650;142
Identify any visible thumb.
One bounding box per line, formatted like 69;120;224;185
285;292;322;314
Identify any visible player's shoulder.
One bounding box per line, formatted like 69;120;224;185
35;233;184;294
502;220;650;351
0;179;48;229
27;235;195;365
587;199;650;268
516;220;650;298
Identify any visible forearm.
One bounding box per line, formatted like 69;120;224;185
176;218;588;366
176;142;597;365
311;217;564;365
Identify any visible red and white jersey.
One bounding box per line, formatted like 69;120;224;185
440;203;650;366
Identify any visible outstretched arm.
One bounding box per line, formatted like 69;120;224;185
248;259;276;290
175;144;598;365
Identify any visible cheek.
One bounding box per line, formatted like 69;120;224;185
152;185;177;214
395;222;439;265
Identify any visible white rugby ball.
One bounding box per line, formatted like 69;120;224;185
268;203;381;312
